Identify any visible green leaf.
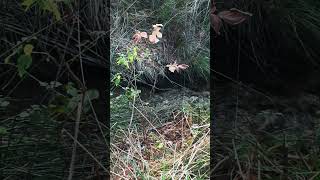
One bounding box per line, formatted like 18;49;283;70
24;44;34;55
125;87;141;99
116;56;129;69
66;82;79;97
156;142;164;149
67;95;81;111
21;0;36;10
112;73;122;86
85;89;100;101
19;111;30;118
4;56;11;64
49;81;62;88
17;54;32;77
0;126;7;135
62;0;72;6
43;0;61;20
133;47;138;58
0;101;10;107
83;89;100;113
128;53;134;63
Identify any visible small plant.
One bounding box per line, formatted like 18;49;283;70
5;43;34;77
48;82;99;114
112;24;177;98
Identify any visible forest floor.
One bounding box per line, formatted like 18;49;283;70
213;82;320;179
110;87;210;179
110;81;320;179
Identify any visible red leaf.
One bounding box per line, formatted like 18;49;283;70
218;8;252;25
132;33;142;43
177;64;189;70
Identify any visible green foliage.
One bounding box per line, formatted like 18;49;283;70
110;94;132;130
23;44;34;55
116;46;139;69
158;0;177;22
17;54;32;77
48;82;99;114
21;0;68;20
116;54;129;69
0;96;10;108
83;89;100;112
112;73;122;87
111;0;210;86
4;43;34;77
0;126;7;135
155;141;164;149
125;87;141;99
182;98;210;124
1;1;107;178
113;45;143;99
190;55;210;82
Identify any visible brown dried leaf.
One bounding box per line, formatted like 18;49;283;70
152;28;162;38
166;62;189;73
149;34;159;44
132;31;148;43
152;24;163;28
156;31;162;38
149;24;163;43
167;65;177;72
132;32;141;43
153;26;162;32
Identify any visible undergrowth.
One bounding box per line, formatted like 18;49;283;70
110;1;210;179
1;0;108;179
110;90;210;179
111;0;210;87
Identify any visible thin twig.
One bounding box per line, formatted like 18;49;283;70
67;2;87;179
67;92;84;180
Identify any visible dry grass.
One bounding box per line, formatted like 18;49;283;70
110;90;210;179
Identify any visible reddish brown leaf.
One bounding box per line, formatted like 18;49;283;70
132;31;148;43
218;8;252;25
132;33;141;43
177;64;189;70
211;13;222;35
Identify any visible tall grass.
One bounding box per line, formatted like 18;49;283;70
111;0;210;87
220;0;320;67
